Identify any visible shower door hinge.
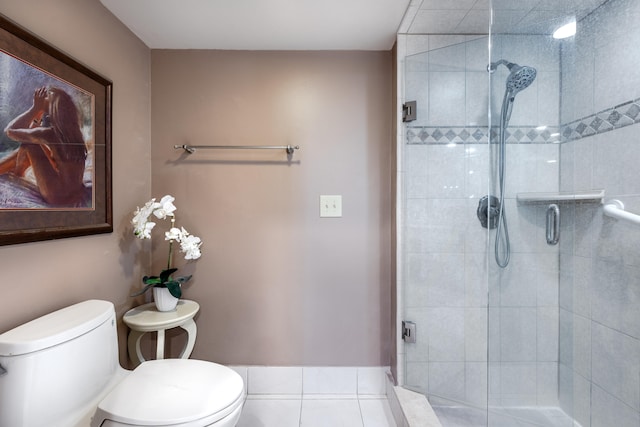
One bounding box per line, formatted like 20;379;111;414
402;321;416;343
403;101;417;122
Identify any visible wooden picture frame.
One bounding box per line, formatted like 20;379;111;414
0;14;112;245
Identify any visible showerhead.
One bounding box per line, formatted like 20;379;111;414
505;64;537;94
488;59;537;95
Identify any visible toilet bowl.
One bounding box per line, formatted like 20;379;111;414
0;300;245;427
94;359;244;427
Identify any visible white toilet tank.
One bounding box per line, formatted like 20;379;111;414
0;300;126;427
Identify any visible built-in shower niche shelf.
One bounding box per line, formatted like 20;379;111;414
516;189;605;204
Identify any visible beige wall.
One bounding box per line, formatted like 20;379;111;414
0;4;394;369
151;50;393;366
0;1;151;367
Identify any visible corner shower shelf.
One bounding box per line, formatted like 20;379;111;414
516;189;605;204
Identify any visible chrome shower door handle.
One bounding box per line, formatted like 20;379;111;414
546;204;560;245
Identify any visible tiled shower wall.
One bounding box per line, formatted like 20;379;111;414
400;33;561;407
558;0;640;426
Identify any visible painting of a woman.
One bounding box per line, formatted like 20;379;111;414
0;86;89;207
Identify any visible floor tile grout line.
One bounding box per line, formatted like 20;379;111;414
357;397;365;427
240;396;395;427
298;371;303;426
298;369;305;426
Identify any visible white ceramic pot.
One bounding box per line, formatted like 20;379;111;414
153;287;179;311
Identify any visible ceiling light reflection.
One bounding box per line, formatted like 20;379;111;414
553;21;576;39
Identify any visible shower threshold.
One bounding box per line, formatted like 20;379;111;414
433;405;578;427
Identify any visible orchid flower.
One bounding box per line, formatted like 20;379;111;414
132;199;158;238
130;195;203;299
180;232;202;260
153;195;177;219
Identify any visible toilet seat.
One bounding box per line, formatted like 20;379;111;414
92;359;244;427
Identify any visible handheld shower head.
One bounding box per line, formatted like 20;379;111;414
488;59;537;95
489;59;538;268
506;64;537;94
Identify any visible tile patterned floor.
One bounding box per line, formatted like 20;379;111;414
237;397;397;427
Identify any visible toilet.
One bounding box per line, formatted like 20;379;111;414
0;300;245;427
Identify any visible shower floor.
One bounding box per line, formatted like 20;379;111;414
432;405;577;427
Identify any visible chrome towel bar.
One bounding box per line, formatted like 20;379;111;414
174;144;299;155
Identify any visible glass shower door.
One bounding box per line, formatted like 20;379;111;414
402;35;492;425
486;30;566;425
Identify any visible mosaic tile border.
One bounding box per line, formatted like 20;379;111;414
560;98;640;142
407;98;640;145
406;126;561;145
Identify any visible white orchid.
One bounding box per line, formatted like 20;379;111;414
135;220;156;239
180;233;202;260
132;199;159;239
130;195;203;299
164;226;183;242
153;195;177;219
165;226;202;261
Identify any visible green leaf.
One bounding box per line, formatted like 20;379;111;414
159;268;178;283
133;268;190;299
142;275;162;285
166;281;182;298
130;283;156;297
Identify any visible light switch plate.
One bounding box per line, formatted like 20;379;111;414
320;195;342;217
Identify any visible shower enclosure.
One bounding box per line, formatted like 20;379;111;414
398;0;640;426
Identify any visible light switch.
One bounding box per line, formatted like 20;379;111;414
320;195;342;217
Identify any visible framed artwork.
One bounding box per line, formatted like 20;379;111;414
0;14;112;245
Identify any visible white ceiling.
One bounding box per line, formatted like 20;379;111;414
99;0;411;50
100;0;609;51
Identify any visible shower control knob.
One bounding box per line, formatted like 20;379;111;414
477;195;500;229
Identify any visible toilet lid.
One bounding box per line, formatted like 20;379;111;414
95;359;244;426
